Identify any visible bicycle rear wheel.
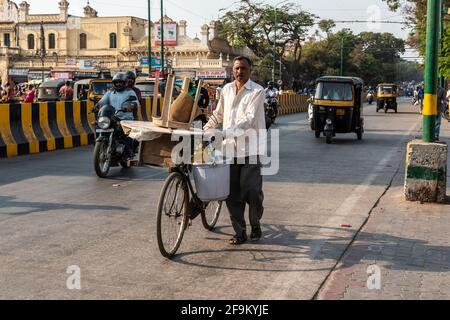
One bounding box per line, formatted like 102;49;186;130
201;201;223;231
156;172;189;258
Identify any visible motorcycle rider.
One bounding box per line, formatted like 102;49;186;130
265;81;278;98
97;72;139;157
367;87;375;104
265;81;279;116
125;71;142;101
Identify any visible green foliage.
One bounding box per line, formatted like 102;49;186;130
381;0;450;78
220;0;423;86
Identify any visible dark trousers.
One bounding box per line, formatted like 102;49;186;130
226;157;264;237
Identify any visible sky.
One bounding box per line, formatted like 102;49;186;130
20;0;419;59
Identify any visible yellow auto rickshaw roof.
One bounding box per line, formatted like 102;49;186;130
316;76;364;86
378;83;396;87
91;79;112;83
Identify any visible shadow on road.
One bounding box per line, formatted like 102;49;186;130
170;224;450;273
0;195;129;216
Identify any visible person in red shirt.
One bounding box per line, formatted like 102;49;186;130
24;85;36;103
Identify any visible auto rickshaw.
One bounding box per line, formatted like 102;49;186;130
37;79;67;102
376;83;397;113
309;76;364;144
73;78;113;103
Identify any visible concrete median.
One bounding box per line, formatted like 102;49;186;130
0;98;154;158
278;93;309;116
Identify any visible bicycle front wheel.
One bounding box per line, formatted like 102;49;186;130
156;172;189;258
201;201;223;231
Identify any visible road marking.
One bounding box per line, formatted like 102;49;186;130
258;118;420;300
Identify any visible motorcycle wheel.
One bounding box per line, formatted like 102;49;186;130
315;131;321;138
94;141;111;178
442;110;450;121
265;116;272;130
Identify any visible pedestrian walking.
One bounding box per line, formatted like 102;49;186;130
418;86;425;113
203;56;266;245
24;85;36;103
435;86;447;141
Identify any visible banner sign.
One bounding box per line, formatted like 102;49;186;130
196;69;229;79
65;58;77;66
155;21;177;46
52;71;73;79
78;60;98;69
8;69;29;76
140;57;162;67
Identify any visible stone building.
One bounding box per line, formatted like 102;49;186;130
0;0;252;85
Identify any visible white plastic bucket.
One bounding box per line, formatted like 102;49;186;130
193;162;230;202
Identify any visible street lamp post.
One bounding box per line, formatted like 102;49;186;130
272;0;288;83
422;0;441;142
160;0;165;77
340;36;344;76
39;22;46;82
148;0;152;75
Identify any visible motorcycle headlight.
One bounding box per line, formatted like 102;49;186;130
98;116;111;129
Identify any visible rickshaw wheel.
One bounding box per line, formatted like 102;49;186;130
357;128;363;140
325;132;332;144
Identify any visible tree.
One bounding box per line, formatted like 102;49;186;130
381;0;450;78
220;0;316;85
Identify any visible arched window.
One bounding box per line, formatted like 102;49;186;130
80;33;87;50
27;34;35;50
4;33;11;47
48;33;56;49
109;33;117;49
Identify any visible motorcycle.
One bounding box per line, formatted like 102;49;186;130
367;92;374;105
93;96;139;178
264;95;278;129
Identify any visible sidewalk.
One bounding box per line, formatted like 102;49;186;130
318;123;450;300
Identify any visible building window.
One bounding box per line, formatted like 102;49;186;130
80;33;87;50
27;34;35;50
109;33;117;49
4;33;11;47
48;33;56;49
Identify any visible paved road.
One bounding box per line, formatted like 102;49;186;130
0;98;444;299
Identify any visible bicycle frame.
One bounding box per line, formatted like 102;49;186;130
173;163;205;220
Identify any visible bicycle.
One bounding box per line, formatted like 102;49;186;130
156;162;223;259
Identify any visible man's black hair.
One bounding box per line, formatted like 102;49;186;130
233;56;253;67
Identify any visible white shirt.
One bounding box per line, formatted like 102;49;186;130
204;80;267;158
